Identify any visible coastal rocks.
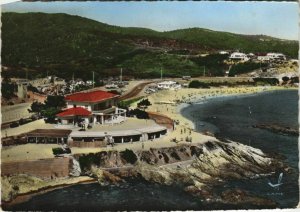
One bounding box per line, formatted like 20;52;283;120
1;176;20;202
184;185;214;200
137;146;193;165
89;166;123;185
134;163;173;185
69;157;81;177
253;123;299;136
1;174;48;202
77;140;285;184
220;189;277;208
76;139;286;207
75;150;128;171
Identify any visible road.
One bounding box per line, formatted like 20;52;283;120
119;81;154;101
1;102;32;124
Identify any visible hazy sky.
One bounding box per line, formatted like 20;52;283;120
1;1;298;40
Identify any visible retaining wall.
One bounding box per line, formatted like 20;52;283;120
68;140;107;148
27;91;47;103
1;157;72;179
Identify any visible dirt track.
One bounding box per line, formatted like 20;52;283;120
119;81;154;101
147;111;174;130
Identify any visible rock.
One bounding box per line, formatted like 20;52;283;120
253;123;298;136
221;188;277;208
69;157;81;177
76;139;287;208
90;166;123;184
102;171;123;184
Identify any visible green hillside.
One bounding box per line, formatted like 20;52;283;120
2;12;298;80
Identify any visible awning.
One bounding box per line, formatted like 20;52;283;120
26;129;72;138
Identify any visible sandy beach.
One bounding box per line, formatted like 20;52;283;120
1;86;292;162
1;85;297;208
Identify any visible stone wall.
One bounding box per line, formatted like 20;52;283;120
1;157;72;179
27;91;47;103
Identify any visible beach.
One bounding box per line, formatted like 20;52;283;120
2;86;293;163
2;85;296;207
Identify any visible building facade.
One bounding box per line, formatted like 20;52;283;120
56;90;126;126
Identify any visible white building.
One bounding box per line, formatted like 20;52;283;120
229;52;249;61
157;81;179;90
57;90;126;126
266;53;286;61
257;53;286;62
257;55;270;62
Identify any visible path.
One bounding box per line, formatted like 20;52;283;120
1;102;31;124
119;81;154;101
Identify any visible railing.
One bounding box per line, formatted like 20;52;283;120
92;107;115;114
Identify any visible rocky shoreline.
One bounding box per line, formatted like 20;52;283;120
2;138;289;209
75;139;287;208
2;87;296;209
253;123;299;136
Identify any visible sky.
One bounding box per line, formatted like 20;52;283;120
1;1;298;40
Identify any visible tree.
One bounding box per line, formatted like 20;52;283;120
282;76;290;83
28;95;66;123
28;101;44;115
137;98;151;108
44;95;66;108
42;107;61;123
189;80;210;88
1;82;16;99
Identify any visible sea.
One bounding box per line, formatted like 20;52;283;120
6;89;299;211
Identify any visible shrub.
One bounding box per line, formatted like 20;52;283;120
127;109;149;119
291;77;299;83
120;149;138;164
19;118;32;125
52;147;65;155
52;147;71;156
10;122;19;128
229;62;268;76
137;98;151;108
282;76;290;82
189;80;210;88
253;78;279;85
118;96;144;108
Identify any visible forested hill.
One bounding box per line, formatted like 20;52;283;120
2;12;298;79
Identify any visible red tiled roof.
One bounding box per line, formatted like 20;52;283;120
65;90;118;103
56;107;91;117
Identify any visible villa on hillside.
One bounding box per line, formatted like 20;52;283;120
229;52;250;61
56;90;126;126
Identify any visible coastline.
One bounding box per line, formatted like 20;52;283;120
178;87;296;130
2;86;296;208
1;176;97;208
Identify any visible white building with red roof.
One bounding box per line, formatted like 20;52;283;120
56;90;126;126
